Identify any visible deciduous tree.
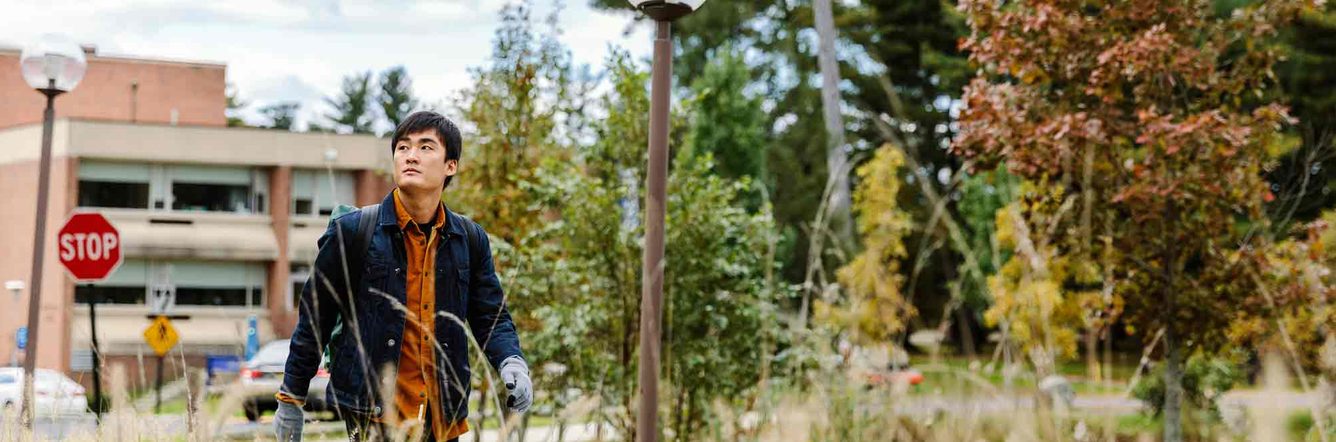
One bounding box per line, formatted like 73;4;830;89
953;1;1307;439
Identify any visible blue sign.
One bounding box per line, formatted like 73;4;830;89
205;354;242;385
244;315;259;360
16;327;27;351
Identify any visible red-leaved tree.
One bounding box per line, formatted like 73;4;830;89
952;1;1310;439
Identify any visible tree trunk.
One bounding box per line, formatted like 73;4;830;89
1085;328;1101;383
1163;201;1183;442
1163;322;1184;442
812;0;854;251
957;301;976;360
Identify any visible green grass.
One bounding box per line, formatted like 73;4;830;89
149;394;244;418
1114;413;1160;434
911;353;1138;396
1071;409;1332;441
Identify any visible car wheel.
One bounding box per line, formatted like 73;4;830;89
243;401;260;422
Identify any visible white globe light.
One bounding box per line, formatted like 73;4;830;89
627;0;706;21
19;34;87;92
627;0;705;8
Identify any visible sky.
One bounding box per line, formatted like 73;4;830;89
0;0;652;130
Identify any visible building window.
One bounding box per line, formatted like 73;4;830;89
293;199;314;216
291;169;355;216
78;161;150;209
80;162;270;214
175;286;264;307
75;286;147;304
78;181;149;209
166;165;262;214
171;182;252;212
158;260;266;307
289;264;310;312
74;259;266;309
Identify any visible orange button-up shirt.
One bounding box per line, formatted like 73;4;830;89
392;189;468;440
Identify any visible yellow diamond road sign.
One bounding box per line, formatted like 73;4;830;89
143;316;179;356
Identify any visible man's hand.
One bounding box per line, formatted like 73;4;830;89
499;356;532;413
274;401;305;441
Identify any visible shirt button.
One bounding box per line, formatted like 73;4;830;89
387;339;396;346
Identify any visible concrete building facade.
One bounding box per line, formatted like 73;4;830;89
0;46;393;386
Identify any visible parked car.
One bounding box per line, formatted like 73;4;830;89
0;368;88;416
240;339;331;421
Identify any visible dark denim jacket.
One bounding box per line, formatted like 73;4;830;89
281;191;524;422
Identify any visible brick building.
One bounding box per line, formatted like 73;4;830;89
0;45;393;386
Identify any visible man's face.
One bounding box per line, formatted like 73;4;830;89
393;129;456;193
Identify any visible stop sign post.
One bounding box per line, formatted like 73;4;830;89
56;211;120;422
57;212;123;282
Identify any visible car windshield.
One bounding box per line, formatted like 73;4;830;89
251;341;290;364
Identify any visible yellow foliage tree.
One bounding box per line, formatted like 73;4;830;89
819;144;915;346
1230;217;1335;382
984;181;1113;376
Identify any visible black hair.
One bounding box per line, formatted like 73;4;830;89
390;111;463;189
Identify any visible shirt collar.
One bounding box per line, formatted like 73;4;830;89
392;188;447;233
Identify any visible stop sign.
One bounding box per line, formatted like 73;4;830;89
57;212;123;282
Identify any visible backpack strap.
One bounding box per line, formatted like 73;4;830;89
351;204;380;286
458;214;485;277
324;203;379;369
325;202;380;287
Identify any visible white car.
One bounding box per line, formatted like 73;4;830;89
0;368;88;416
240;340;331;421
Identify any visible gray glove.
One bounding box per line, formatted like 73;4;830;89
499;356;532;413
274;400;305;441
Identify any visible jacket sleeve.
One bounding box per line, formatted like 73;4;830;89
466;222;525;371
281;216;355;399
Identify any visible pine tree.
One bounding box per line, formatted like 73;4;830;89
377;66;418;130
324;71;374;134
225;83;248;128
259;102;300;131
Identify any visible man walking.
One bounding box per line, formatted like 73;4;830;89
275;111;532;441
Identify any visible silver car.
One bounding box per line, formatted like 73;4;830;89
240;339;332;421
0;368;88;416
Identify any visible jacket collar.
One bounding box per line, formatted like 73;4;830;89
376;188;465;238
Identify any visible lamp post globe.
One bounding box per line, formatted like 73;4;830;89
627;0;705;22
20;34;87;94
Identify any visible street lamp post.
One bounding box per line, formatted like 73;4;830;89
625;2;703;441
17;36;86;429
